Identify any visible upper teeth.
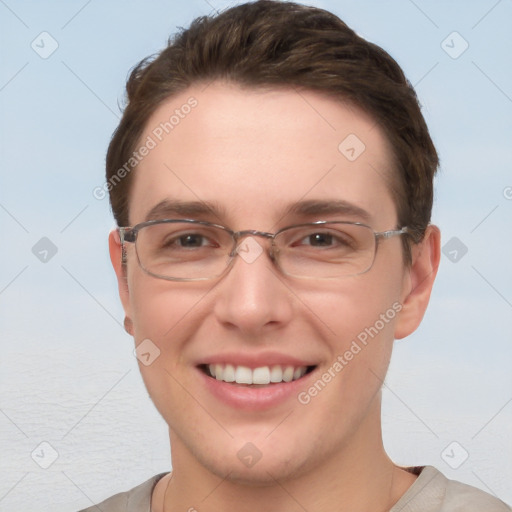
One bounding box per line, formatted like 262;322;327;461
208;364;308;384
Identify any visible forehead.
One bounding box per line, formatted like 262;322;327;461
129;82;398;229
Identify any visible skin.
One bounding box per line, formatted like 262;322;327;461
109;82;440;512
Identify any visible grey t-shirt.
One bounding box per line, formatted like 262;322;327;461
78;466;511;512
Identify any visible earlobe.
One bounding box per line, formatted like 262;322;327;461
108;229;132;320
394;224;441;340
124;316;134;335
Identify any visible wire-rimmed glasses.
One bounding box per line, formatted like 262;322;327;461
119;219;409;281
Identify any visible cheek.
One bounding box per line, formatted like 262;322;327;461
306;266;403;344
299;274;402;408
322;284;398;379
127;275;209;423
128;267;207;342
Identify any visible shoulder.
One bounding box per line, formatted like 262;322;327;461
393;466;511;512
78;473;169;512
441;470;511;512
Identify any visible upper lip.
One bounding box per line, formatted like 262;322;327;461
196;351;318;369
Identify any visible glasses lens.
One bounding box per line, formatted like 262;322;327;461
275;223;375;278
135;222;233;280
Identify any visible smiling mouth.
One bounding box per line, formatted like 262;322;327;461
199;363;316;387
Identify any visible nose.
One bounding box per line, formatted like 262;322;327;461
212;236;294;336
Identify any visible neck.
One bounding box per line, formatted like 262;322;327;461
153;396;416;512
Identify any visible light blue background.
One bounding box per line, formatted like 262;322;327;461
1;0;511;509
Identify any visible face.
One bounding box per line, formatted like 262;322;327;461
110;82;436;484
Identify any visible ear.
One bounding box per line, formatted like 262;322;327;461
108;229;132;325
394;224;441;339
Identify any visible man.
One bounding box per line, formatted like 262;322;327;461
81;1;511;510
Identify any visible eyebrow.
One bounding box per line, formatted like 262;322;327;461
142;198;372;224
284;199;372;223
144;199;226;222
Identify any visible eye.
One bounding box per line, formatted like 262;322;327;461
302;232;336;247
175;233;209;248
295;230;353;249
163;231;218;249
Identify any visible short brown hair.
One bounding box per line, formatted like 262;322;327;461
106;0;438;263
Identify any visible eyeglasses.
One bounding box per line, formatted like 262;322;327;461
119;219;409;281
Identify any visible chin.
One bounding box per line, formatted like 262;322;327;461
207;459;303;487
193;439;319;487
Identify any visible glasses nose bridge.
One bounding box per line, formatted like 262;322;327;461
229;229;277;258
233;229;275;241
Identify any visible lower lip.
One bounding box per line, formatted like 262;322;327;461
197;367;316;411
